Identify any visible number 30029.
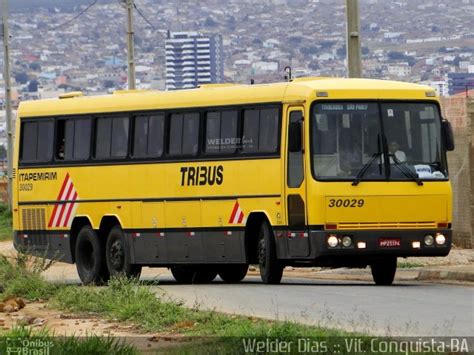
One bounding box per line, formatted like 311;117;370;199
328;199;364;208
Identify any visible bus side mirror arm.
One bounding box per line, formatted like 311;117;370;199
442;119;455;151
288;121;303;153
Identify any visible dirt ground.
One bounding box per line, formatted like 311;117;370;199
0;299;195;352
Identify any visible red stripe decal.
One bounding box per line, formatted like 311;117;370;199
237;211;244;224
62;191;78;227
55;182;74;227
48;174;70;227
228;201;239;224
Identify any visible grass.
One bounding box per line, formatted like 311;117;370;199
398;260;425;269
0;327;136;355
0;252;58;300
0;256;434;354
0;203;12;241
52;277;370;353
52;277;351;338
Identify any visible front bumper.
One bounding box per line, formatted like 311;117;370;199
311;228;451;258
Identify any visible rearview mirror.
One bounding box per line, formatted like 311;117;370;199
289;122;302;152
442;119;455;151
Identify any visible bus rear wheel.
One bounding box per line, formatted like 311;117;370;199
171;266;217;284
371;257;397;285
218;264;249;283
258;221;283;284
105;226;141;279
75;225;109;285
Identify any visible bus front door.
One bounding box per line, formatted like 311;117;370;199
285;106;310;258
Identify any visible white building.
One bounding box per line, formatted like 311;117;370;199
387;63;411;77
165;32;224;90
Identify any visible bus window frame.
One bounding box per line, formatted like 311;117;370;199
54;116;93;162
19;118;55;164
17;103;283;169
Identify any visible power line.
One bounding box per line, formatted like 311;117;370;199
133;2;158;32
51;0;99;30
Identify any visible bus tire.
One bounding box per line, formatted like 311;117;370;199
75;225;109;285
371;257;397;285
105;226;142;279
258;221;283;284
171;266;217;284
218;264;249;283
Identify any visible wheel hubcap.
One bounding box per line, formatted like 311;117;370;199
110;240;124;271
258;237;266;268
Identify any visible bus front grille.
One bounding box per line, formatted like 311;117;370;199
337;221;437;230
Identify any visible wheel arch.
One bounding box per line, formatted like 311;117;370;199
69;216;93;263
98;215;123;240
244;211;272;264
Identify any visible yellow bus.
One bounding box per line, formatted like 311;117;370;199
12;78;455;285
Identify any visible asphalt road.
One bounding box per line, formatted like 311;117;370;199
152;275;473;337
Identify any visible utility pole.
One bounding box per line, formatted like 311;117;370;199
124;0;136;89
346;0;362;78
1;0;13;208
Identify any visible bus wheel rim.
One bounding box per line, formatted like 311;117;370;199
258;238;266;268
110;240;125;270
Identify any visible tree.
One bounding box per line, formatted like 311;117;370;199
0;145;6;160
27;80;39;92
29;62;41;71
388;51;405;60
226;16;236;31
300;46;319;55
288;36;302;45
14;72;28;84
320;40;336;49
103;80;115;89
204;17;218;27
308;61;320;70
336;46;347;58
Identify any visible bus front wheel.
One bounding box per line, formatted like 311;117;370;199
105;226;142;279
258;221;283;284
371;257;397;285
75;225;109;285
218;264;249;283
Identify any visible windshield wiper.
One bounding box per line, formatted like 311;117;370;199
390;154;424;186
352;152;383;186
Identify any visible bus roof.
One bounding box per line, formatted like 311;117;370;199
18;78;437;118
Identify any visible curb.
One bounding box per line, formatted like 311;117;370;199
417;269;474;282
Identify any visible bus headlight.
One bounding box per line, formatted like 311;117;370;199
327;235;339;248
342;236;352;247
424;235;434;246
435;233;446;245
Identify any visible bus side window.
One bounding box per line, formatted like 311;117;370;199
111;117;129;158
95;118;112;159
20;121;38;162
20;120;54;163
133;114;164;158
242;107;279;153
259;108;279;152
63;118;92;161
204;110;238;154
95;116;129;159
169;112;199;156
56;120;66;160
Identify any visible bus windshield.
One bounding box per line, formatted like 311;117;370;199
311;101;448;182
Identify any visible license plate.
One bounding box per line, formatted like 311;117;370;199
378;238;401;248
